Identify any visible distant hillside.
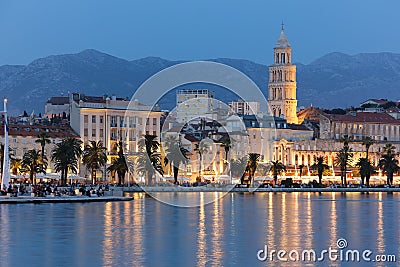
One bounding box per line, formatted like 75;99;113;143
0;49;399;115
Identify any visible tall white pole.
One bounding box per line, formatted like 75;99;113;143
1;98;10;191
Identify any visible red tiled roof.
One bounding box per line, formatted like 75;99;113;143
0;124;79;138
324;112;400;124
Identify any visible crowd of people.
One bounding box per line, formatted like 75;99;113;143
0;182;110;197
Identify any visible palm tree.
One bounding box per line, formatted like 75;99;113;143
298;164;305;177
107;141;128;185
362;136;374;160
270;160;285;186
82;141;107;184
382;143;396;155
194;141;209;181
10;158;22;175
312;156;329;185
378;144;399;185
164;137;190;184
230;157;247;179
335;136;353;186
137;134;163;185
245;153;260;185
51;138;83;185
35;132;51;158
220;136;232;161
22;149;47;185
341;135;352;147
357;157;374;186
108;156;128;185
335;147;353;187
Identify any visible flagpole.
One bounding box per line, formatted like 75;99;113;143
1;98;10;191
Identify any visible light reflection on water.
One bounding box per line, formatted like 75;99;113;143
0;192;399;266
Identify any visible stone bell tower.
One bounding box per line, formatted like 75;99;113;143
268;23;298;124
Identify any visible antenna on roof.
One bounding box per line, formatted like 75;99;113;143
281;21;284;31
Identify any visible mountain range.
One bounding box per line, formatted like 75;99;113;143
0;49;400;115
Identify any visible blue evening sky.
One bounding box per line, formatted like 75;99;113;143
0;0;399;66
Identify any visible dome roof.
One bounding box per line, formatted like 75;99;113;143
275;30;291;48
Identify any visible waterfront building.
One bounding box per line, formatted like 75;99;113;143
69;93;163;154
268;25;298;124
0;123;78;174
320;112;400;142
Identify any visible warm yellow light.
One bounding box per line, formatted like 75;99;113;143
3;98;7;103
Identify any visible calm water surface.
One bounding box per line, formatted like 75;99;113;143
0;192;399;267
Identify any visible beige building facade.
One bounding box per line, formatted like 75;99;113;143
70;94;163;154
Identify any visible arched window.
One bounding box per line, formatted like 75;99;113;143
301;155;305;165
281;53;286;64
276;54;279;64
295;155;298;165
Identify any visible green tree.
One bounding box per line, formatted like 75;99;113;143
245;153;260;185
230;157;247;179
22;149;47;185
164;137;189;184
10;158;22;176
137;135;163;185
51;138;83;186
378;144;399;185
220;136;232;161
194;141;209;181
362;136;374;160
357;157;374;186
82;141;107;184
312;156;329;185
335;136;353;186
107;141;128;185
35;132;51;158
270;160;286;186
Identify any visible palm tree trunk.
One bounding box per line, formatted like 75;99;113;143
173;166;179;184
366;174;370;187
318;171;322;185
360;174;365;186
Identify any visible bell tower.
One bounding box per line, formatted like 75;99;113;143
268;23;298;124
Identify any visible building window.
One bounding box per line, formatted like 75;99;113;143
84;115;88;123
92;129;96;137
100;116;103;123
100;129;103;138
84;128;88;137
92;116;96;123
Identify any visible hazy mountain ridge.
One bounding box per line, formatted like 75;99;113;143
0;49;399;115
